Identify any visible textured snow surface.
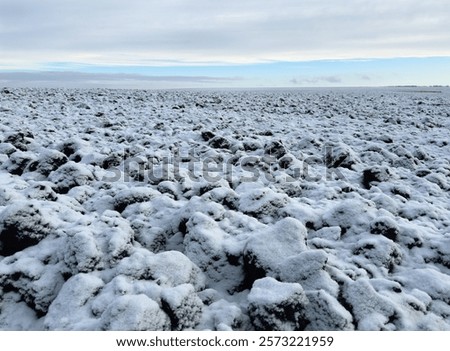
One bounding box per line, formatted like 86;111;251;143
1;87;450;330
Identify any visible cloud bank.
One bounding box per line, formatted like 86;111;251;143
0;71;241;88
1;0;449;67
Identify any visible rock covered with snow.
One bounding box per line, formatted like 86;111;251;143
248;277;309;330
1;87;450;330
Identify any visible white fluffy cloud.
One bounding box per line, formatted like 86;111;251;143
0;0;449;67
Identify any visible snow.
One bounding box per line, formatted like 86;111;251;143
247;277;309;330
1;86;450;330
100;294;171;331
44;273;104;330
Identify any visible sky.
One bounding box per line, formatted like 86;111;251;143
0;0;449;88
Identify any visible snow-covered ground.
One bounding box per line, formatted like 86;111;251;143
1;86;450;330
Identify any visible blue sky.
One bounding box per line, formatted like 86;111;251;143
1;0;449;88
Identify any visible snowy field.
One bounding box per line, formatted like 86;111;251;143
1;86;450;331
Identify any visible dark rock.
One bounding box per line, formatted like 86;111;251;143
3;151;36;175
113;187;159;213
102;152;124;169
59;140;79;157
362;166;392;189
201;131;215;141
0;201;53;256
4;131;33;151
391;186;411;200
201;187;239;211
48;161;95;194
264;140;287;159
77;103;91;109
102;120;115;128
0;256;66;316
324;143;359;169
209;136;231;149
154;122;165;130
25;182;58;201
157;181;179;199
378;135;393;143
279;155;294;168
415;169;431;177
305;290;354;330
26;149;68;176
370;217;400;242
243;140;262;151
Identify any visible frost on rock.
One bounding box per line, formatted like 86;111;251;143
0;254;66;316
248;277;309;331
113;187;160;213
209;135;231;150
2;151;36;176
264;140;287;159
324;142;360;169
24;182;58;201
57;138;87;160
161;284;204;330
100;294;171;331
278;249;328;281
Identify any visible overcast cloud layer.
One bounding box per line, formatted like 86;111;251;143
0;71;243;89
1;0;450;68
